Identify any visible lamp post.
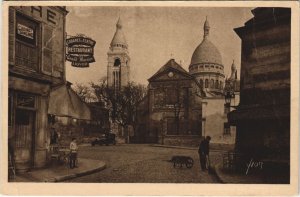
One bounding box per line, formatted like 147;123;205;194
224;91;236;113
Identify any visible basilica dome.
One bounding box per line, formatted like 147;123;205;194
190;17;222;66
190;39;222;66
189;17;225;95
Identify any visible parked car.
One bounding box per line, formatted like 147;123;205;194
91;133;116;146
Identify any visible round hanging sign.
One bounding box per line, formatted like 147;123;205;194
66;35;96;68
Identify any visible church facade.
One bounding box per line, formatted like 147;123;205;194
134;59;203;146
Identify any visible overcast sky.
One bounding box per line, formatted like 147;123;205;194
66;6;253;86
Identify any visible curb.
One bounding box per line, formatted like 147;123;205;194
150;144;197;150
150;144;229;153
44;162;106;182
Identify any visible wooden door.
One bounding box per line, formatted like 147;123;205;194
15;109;35;168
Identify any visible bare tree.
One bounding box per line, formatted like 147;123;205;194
72;83;95;103
90;79;147;133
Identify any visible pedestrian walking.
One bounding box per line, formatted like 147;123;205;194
198;136;211;171
69;138;78;169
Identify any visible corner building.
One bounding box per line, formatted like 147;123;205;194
229;8;290;180
8;6;68;172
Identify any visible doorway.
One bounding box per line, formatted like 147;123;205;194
15;109;36;168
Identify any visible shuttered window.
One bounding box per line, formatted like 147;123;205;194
9;7;15;65
42;24;54;74
15;12;39;71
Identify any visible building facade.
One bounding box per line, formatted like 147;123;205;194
136;59;203;146
107;17;130;90
229;8;290;180
8;6;68;172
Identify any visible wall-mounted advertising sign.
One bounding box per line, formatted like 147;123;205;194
17;23;34;39
66;35;96;67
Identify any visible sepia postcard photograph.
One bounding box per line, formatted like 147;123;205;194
1;1;299;196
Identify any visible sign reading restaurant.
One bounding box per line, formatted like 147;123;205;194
66;35;96;67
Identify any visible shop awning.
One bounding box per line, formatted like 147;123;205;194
228;105;290;124
48;83;91;120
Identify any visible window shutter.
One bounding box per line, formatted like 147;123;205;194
9;7;15;65
42;24;53;75
52;26;64;78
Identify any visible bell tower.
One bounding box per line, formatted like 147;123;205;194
107;17;130;90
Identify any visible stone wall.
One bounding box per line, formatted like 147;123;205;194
159;135;202;147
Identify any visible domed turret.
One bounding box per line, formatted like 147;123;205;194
190;17;222;66
229;60;237;80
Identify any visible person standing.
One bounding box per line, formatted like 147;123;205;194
69;138;78;169
198;136;211;171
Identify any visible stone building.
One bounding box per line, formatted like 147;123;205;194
229;8;290;181
188;18;239;145
8;6;68;172
107;17;130;90
136;59;203;146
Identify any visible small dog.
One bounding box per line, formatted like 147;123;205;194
170;156;194;168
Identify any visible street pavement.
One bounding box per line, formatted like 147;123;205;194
66;144;222;183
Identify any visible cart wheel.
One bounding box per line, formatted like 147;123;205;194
186;158;194;168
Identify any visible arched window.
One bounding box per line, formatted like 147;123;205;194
205;79;208;88
220;81;223;89
210;79;214;88
114;58;121;67
215;80;219;89
200;79;204;88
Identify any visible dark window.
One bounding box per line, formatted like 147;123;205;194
215;80;219;89
200;79;204;88
15;109;30;125
154;89;165;107
15;13;39;70
224;122;231;135
114;58;121;67
205;79;208;88
166;88;177;105
210;79;214;88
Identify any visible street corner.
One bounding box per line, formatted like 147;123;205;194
14;158;107;183
51;158;107;182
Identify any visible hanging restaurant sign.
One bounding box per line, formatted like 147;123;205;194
66;35;96;68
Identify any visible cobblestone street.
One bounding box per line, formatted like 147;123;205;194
66;144;221;183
